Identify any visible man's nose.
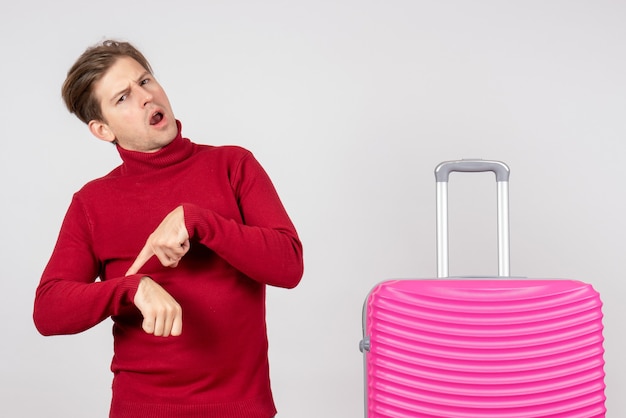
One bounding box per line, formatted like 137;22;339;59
141;89;153;107
134;84;153;107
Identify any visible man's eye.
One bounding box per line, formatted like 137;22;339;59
117;94;127;103
140;78;150;86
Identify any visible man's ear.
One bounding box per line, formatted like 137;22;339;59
88;120;116;143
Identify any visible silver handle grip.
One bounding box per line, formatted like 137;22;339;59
435;159;511;278
435;159;510;182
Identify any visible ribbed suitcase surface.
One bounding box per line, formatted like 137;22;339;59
364;279;606;418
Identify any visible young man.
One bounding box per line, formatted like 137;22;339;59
33;40;303;418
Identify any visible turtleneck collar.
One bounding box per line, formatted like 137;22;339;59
116;120;194;176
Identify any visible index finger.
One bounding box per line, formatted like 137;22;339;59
125;244;155;276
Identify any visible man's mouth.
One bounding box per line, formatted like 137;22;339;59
150;111;164;126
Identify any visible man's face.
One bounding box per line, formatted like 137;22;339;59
89;56;178;152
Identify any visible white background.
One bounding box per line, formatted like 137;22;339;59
1;1;625;416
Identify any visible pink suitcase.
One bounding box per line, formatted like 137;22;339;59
360;160;606;418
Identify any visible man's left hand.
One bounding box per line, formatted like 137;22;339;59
126;206;190;276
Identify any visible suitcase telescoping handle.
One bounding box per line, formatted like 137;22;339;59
435;159;511;278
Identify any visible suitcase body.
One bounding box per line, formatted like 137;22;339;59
360;160;606;418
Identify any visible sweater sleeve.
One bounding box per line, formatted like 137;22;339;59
183;150;303;289
33;195;142;336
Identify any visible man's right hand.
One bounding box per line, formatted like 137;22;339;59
133;276;182;337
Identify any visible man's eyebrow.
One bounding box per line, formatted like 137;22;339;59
110;71;152;102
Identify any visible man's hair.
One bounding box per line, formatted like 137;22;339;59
61;40;153;124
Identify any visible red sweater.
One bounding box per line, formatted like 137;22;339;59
33;122;303;418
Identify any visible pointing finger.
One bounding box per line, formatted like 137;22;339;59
126;244;155;276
